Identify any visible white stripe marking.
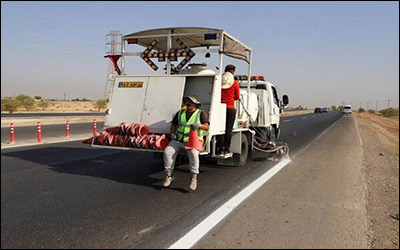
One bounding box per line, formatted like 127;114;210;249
1;137;90;149
282;119;292;122
168;158;291;249
302;117;307;119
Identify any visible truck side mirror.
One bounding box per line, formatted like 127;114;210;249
282;95;289;105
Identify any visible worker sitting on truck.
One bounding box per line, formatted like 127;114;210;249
163;95;210;191
217;64;240;158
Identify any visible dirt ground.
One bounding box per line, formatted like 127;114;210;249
281;109;314;117
1;101;107;128
354;112;399;249
2;100;108;113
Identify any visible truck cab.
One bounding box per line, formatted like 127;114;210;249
237;75;287;141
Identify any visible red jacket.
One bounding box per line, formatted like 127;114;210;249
221;81;240;109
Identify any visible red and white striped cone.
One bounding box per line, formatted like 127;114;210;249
10;123;15;144
37;122;42;143
66;121;70;138
93;119;97;136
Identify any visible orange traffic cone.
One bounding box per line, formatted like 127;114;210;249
155;134;170;150
185;128;203;150
135;122;149;137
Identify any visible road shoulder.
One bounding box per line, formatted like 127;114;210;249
355;114;399;248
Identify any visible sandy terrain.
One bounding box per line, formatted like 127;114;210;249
1;100;107;113
356;112;399;155
281;109;314;117
1;101;106;127
354;112;399;248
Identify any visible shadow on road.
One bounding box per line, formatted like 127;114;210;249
2;146;219;193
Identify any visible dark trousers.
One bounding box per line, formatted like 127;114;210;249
217;108;236;152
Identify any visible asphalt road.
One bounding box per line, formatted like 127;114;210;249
195;114;368;249
1;112;342;249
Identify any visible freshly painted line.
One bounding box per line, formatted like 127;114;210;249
282;119;292;122
302;117;307;119
312;115;316;118
1;137;90;149
168;158;291;249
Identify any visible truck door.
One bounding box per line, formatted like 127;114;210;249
105;76;149;127
270;86;280;125
105;76;186;134
141;76;186;133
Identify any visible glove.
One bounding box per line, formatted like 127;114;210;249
191;123;201;131
171;134;177;140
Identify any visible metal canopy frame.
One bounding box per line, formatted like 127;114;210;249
120;27;253;109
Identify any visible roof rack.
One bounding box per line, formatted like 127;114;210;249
119;27;253;76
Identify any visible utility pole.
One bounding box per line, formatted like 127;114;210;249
360;102;363;109
387;99;391;108
64;93;66;101
104;30;122;100
375;100;379;111
367;101;369;110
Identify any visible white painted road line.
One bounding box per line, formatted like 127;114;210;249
282;119;292;122
312;115;316;118
1;137;90;149
168;158;291;249
302;117;307;119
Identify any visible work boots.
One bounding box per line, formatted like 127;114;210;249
163;175;175;187
164;175;198;191
190;178;197;191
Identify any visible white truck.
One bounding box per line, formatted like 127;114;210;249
343;105;352;114
94;27;289;166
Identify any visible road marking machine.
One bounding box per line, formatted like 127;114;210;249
88;27;290;166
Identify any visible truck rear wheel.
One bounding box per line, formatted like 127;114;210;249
275;126;280;140
233;134;249;166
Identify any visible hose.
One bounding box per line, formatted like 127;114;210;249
238;97;290;158
253;145;285;153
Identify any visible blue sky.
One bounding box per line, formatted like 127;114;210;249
1;1;399;109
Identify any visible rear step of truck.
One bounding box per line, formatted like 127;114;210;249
213;154;233;159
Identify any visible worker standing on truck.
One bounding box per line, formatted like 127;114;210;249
163;95;209;191
217;64;240;158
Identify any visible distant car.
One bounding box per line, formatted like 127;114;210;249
343;105;352;114
314;107;322;113
321;108;328;113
